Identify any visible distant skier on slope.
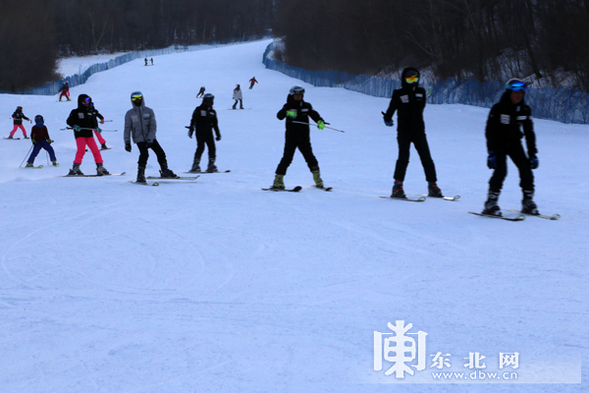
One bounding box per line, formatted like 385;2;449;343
232;84;243;109
249;76;258;89
382;67;443;199
482;78;539;216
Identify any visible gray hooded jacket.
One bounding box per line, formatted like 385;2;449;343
124;91;157;144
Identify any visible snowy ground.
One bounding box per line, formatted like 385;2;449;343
0;39;587;393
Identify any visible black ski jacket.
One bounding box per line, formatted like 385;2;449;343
66;94;99;138
12;109;29;125
190;104;220;139
277;95;324;133
383;67;427;135
485;90;537;156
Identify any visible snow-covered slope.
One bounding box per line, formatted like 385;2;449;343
0;39;586;393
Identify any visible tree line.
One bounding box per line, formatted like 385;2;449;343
3;0;588;93
0;0;276;92
273;0;589;91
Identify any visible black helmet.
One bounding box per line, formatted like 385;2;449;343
505;78;527;91
35;115;44;122
203;93;214;105
289;85;305;95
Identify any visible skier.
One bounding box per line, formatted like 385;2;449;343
196;86;206;98
58;82;70;101
482;78;539;216
382;67;443;198
144;58;148;66
232;84;243;109
271;85;326;189
249;76;258;89
66;94;110;176
89;102;109;150
124;91;178;183
150;58;154;65
26;115;58;167
8;106;31;139
188;93;221;173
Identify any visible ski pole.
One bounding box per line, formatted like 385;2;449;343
19;144;34;168
291;121;345;133
60;127;118;132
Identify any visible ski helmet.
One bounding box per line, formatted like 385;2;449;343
203;93;214;105
17;106;23;110
35;115;44;126
505;78;527;91
289;85;305;96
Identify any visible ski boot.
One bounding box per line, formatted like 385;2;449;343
482;190;501;216
521;190;539;215
24;135;29;139
136;165;146;183
206;157;218;173
189;156;201;173
96;163;110;176
100;143;109;150
272;174;285;190
428;182;443;197
160;165;178;178
52;161;59;167
25;163;34;167
312;168;324;188
6;135;13;139
391;181;406;198
68;163;84;176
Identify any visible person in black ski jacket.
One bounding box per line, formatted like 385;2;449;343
272;85;326;189
482;78;539;216
188;93;221;173
8;106;31;139
66;94;110;176
383;67;442;198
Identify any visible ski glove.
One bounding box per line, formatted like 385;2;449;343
146;140;153;148
317;120;325;130
73;125;82;132
384;119;394;127
530;155;539;169
216;134;221;141
100;118;105;124
487;151;497;169
47;139;53;144
125;142;132;152
286;110;297;118
32;139;36;145
187;127;194;139
96;127;102;133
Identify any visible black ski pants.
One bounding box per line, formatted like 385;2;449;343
137;139;168;168
488;142;534;193
276;130;318;175
194;130;216;161
394;132;437;183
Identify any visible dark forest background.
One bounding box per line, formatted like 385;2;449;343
2;0;589;92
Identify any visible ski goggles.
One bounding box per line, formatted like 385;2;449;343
405;75;419;84
506;80;527;91
131;93;143;102
83;97;92;104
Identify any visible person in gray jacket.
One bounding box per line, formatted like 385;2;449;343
124;91;177;183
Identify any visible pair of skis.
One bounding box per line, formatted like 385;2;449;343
130;175;200;187
468;210;560;221
262;185;333;192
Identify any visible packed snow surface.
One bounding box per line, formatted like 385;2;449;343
0;39;587;393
